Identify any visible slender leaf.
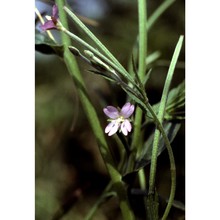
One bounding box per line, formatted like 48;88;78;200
143;68;153;86
169;199;185;211
63;6;133;82
122;121;181;180
128;0;175;70
147;0;176;31
148;36;184;219
146;80;185;120
135;121;181;170
146;51;161;66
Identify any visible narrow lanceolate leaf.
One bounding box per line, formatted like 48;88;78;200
135;121;181;170
165;80;185;120
63;6;132;82
35;29;64;57
147;0;176;31
122;121;181;178
146;51;161;66
145;80;185;121
154;36;184;122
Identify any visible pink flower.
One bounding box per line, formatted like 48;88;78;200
40;5;59;31
103;102;135;136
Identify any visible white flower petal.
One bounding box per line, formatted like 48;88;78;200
108;122;120;136
45;15;52;21
121;122;128;136
121;120;132;136
105;121;113;133
105;121;120;136
124;119;132;132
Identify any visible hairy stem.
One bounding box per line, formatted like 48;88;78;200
145;101;176;220
148;36;183;219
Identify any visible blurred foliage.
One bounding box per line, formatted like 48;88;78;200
35;29;64;57
35;0;185;219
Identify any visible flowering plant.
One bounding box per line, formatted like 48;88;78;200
104;102;135;136
40;4;59;31
35;1;185;219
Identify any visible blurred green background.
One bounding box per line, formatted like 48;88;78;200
35;0;185;219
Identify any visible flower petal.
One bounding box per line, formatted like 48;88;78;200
103;106;119;119
52;4;59;19
105;121;120;136
121;122;128;136
105;121;113;133
125;119;132;132
40;20;57;31
120;102;135;118
121;119;132;136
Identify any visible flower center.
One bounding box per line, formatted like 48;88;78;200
116;116;125;123
108;116;125;123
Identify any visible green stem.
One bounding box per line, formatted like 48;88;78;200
131;1;148;217
138;0;147;80
56;1;135;219
148;36;183;219
144;102;176;219
131;108;143;153
138;169;146;190
60;27;137;88
131;0;147;154
61;26;146;114
63;6;130;78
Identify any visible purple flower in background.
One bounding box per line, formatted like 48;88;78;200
41;4;59;31
103;102;135;136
